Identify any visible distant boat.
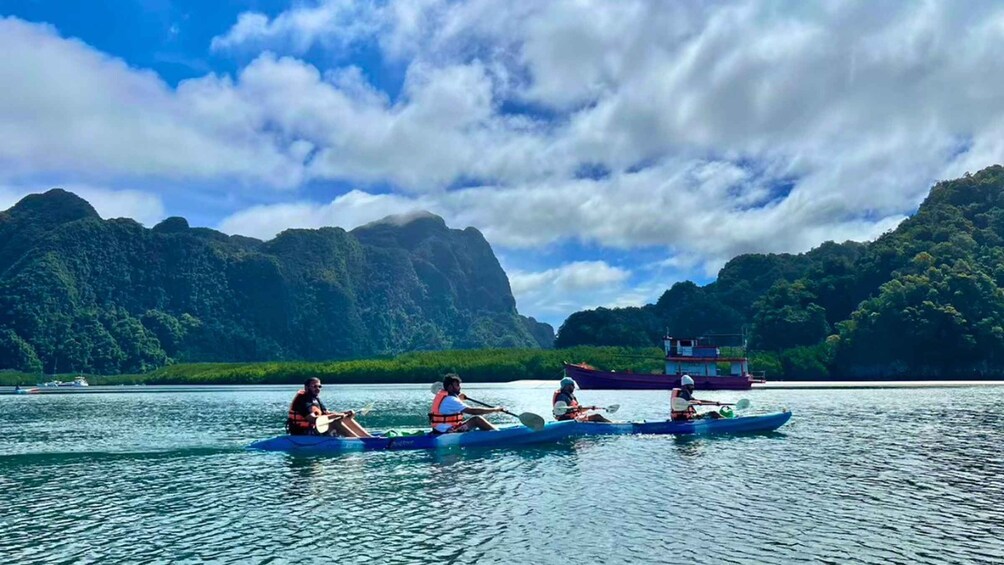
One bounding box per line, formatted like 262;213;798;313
37;376;89;388
565;335;765;391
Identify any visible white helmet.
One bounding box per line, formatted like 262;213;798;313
680;375;695;387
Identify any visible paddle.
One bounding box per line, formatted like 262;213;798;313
314;403;374;434
707;398;751;410
430;382;546;431
552;401;620;418
672;398;752;418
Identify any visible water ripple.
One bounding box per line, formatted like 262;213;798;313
2;385;1003;563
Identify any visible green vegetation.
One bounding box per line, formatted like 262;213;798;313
0;346;663;386
0;193;554;374
8;166;1004;382
556;165;1004;379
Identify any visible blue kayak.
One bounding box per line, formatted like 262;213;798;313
247;411;791;454
618;410;791;436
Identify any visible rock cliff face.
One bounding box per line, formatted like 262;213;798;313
0;190;553;373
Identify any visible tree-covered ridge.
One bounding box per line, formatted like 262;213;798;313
556;165;1004;379
0;190;554;374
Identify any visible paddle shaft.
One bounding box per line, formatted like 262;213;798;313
555;404;611;413
693;401;741;406
314;404;372;432
463;395;516;418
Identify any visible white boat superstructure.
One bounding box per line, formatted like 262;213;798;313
37;376;89;387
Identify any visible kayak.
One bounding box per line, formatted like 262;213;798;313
568;410;793;437
248;419;582;453
247;411;791;454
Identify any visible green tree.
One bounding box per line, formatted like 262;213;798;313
751;280;829;350
0;329;42;373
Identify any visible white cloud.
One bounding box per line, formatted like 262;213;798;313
10;1;1004;323
210;0;383;54
217;189;430;239
205;1;1004;258
0;17;307;188
507;261;635;324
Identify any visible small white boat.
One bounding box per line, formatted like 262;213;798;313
37;376;89;388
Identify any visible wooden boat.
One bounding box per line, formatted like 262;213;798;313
566;336;765;390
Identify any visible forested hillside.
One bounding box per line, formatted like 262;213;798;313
0;191;553;374
557;165;1004;379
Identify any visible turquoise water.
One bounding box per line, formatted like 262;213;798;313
1;384;1002;564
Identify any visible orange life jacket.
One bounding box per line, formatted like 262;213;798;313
429;390;465;429
670;388;697;421
286;389;324;435
552;390;583;421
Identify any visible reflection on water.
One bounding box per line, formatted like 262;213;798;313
1;385;1002;564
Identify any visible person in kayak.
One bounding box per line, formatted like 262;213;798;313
552;377;612;422
286;378;372;437
429;374;506;433
670;375;723;421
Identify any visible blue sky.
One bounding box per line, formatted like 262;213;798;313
2;1;1004;329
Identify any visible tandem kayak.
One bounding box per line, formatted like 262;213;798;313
247;411;791;454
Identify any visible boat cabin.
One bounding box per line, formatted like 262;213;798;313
663;336;749;377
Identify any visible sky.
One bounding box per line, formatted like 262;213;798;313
2;1;1004;329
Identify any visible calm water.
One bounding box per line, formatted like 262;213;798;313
1;384;1002;564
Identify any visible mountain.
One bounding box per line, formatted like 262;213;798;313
0;190;554;374
556;165;1004;379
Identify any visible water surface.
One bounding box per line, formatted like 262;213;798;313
1;384;1002;564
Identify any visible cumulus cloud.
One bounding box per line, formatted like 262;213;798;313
507;261;634;323
0;17;308;188
9;1;1004;322
218;189;431;239
206;1;1004;255
210;0;384;54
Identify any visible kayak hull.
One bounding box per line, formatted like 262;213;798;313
248;411;791;454
248;420;581;453
565;410;792;437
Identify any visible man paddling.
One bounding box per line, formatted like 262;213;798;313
552;377;612;423
670;375;723;421
429;374;505;433
286;378;372;437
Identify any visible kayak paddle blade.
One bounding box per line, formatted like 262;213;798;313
735;398;751;411
605;404;620;414
519;412;546;431
552;401;569;417
315;415;332;434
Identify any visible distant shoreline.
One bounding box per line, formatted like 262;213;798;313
4;379;1004;395
6;345;1004;389
755;379;1004;389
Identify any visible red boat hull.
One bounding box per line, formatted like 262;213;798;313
564;363;754;391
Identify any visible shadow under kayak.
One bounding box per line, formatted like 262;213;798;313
247;411;791;454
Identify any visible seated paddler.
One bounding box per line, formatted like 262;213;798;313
552;377;612;423
286;377;372;437
429;373;505;433
670;375;723;421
